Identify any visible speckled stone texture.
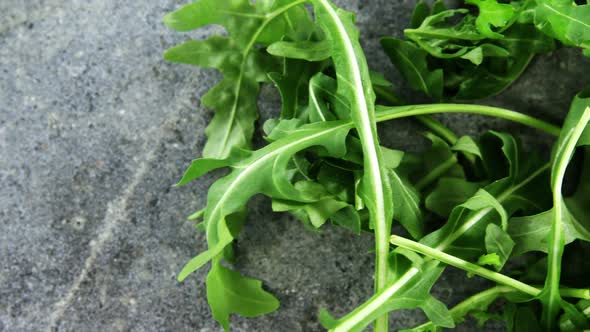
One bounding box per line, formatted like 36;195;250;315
1;1;589;331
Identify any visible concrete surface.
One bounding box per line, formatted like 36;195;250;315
1;0;589;331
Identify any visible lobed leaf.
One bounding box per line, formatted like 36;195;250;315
465;0;515;39
164;0;313;158
206;260;280;331
381;37;443;99
533;0;590;56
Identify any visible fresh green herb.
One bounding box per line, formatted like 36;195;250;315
163;0;590;331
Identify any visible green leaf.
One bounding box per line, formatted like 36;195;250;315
206;260;280;331
398;4;554;100
484;223;514;270
381;37;443;99
272;195;349;228
426;177;482;217
268;58;326;119
267;40;332;61
534;0;590;55
327;156;550;330
559;299;590;331
401;132;463;190
369;71;393;87
508;207;590;256
480;131;520;181
176;149;250;186
322;260;454;331
177;120;351;282
459;43;510;65
409;1;432;29
464;189;509;230
164;0;312;158
421;155;548;263
452;135;483;157
538;88;590;329
307;72;349;122
406;9;487;44
477;253;501;267
389;169;424;239
465;0;515;38
451;23;555;100
506;306;542;332
312;0;395;306
404;286;514;331
330;205;362;234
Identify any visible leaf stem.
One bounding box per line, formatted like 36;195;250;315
376;104;561;137
415;114;459;144
187;208;205;221
373;86;459;144
553;287;590;300
415;155;458;191
312;1;393;330
327;162;550;331
542;106;590;328
390;234;541;296
409;285;590;331
330;268;421;332
410;286;512;331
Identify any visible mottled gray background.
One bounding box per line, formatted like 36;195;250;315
1;0;589;331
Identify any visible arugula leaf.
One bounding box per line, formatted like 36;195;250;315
404;286;515;331
164;0;312;158
401;132;464;191
508;205;590;256
389;169;424;239
505;305;543;332
452;135;483;157
206;260;280;331
559;299;590;331
267;40;332;61
272;194;349;228
459;43;510;65
320;260;453;332
426;177;482;217
381;37;443;99
533;0;590;56
409;1;433;30
538;91;590;329
465;0;515;38
328;136;550;331
484;223;515;270
451;24;554;100
330;205;362;234
311;4;395;331
307;72;349;121
268;58;326;119
387;1;554;100
177;120;351;282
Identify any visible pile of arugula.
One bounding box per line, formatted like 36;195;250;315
162;0;590;330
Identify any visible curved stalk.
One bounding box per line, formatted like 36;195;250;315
376;104;560;136
390;235;541;296
328;162;552;331
312;2;394;330
373;86;459;144
409;285;590;331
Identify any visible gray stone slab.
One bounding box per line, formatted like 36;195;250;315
1;0;589;331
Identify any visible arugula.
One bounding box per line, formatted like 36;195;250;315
310;1;394;330
164;0;311;158
163;1;590;331
532;89;590;329
533;0;590;56
465;0;515;39
383;1;555;100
